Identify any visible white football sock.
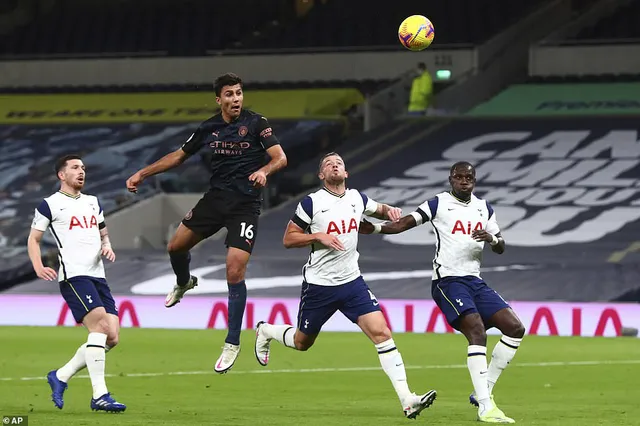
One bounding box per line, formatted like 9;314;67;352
467;345;493;413
376;339;412;404
487;336;522;394
264;323;297;349
85;332;108;399
56;343;87;382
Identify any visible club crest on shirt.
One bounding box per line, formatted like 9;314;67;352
238;126;248;137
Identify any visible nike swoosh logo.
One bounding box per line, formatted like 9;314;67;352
322;209;329;212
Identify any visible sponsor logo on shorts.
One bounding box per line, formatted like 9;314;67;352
184;209;193;220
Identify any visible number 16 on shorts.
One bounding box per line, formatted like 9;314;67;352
240;222;254;239
226;217;259;254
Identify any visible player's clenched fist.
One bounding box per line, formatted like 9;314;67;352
36;266;57;281
315;233;346;251
126;172;144;193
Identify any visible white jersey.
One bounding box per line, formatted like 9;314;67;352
291;187;378;286
410;192;500;280
31;191;106;281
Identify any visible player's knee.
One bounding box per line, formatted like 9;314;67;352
370;326;392;344
466;320;487;344
166;240;184;254
508;321;526;338
296;341;312;351
226;262;246;283
293;334;314;351
91;318;110;335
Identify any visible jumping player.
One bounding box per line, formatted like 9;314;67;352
360;161;525;423
125;73;287;373
254;152;437;419
28;154;126;412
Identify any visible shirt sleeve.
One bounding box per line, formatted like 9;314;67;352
410;197;439;226
291;196;313;230
485;202;501;235
31;200;51;231
97;198;106;229
181;123;208;155
257;116;280;149
358;191;379;216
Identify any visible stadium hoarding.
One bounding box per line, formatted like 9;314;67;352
0;89;363;123
468;83;640;116
0;294;635;337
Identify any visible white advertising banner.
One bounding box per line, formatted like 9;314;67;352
0;295;637;337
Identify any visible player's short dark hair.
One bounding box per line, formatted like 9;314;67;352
55;154;82;176
318;152;343;173
450;161;475;175
214;73;243;96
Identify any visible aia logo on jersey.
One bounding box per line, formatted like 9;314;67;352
327;218;358;235
238;126;248;137
69;215;98;230
452;220;483;235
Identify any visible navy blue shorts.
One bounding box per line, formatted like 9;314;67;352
432;275;509;330
59;276;118;323
297;276;381;335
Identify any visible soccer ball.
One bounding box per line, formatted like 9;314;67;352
398;15;435;51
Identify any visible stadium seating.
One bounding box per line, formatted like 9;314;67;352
1;0;552;57
0;80;396;97
571;1;640;41
0;118;344;286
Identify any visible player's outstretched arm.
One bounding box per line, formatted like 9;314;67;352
359;215;418;235
366;203;402;221
126;148;189;193
283;221;345;251
27;228;57;281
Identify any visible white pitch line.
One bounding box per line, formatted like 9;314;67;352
1;359;639;382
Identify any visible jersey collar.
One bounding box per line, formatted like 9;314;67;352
58;190;81;199
449;191;471;204
322;186;346;198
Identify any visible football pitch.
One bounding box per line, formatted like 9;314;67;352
1;326;637;425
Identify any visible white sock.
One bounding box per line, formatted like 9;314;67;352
376;339;412;404
264;323;297;349
56;343;87;382
85;332;108;399
487;336;522;394
467;345;493;413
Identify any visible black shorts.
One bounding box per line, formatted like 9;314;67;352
182;189;261;254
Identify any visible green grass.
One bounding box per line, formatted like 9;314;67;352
0;326;638;425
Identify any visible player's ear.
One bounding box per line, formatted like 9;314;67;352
344;170;349;179
318;172;324;180
215;96;221;106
